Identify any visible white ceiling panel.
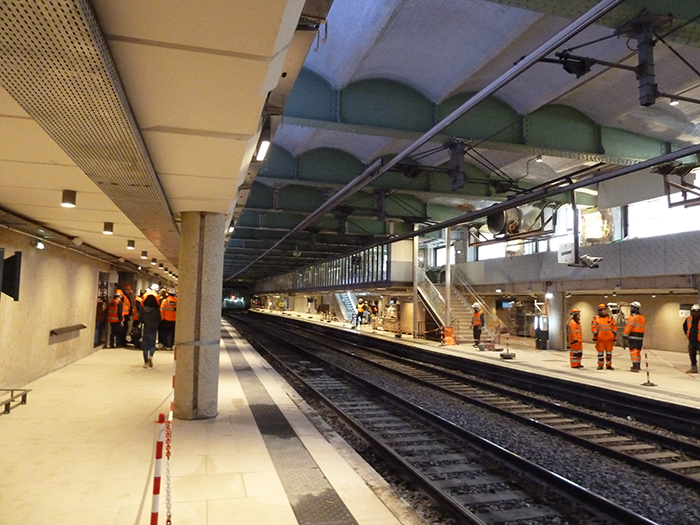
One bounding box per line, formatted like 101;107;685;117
105;41;269;135
92;0;306;58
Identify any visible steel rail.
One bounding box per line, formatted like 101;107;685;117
229;313;658;525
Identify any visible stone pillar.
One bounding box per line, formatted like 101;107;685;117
548;290;565;350
173;211;225;420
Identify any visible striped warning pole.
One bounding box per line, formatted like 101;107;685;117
165;346;176;525
641;346;656;387
151;413;166;525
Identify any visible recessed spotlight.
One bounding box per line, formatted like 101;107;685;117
127;240;135;250
141;251;148;259
61;189;76;208
103;222;114;235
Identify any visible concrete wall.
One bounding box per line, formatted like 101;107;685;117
569;294;695;353
0;229;109;387
458;229;700;353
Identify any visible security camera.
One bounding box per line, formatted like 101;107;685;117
579;254;602;268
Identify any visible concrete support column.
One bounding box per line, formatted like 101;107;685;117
174;211;225;420
548;290;565;350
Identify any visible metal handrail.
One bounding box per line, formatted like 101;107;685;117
452;267;506;343
417;267;460;333
1;388;31;415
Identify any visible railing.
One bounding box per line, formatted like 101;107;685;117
452;267;506;344
417;267;460;336
334;292;356;322
1;388;30;415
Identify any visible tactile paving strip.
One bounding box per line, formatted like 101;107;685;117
223;330;358;525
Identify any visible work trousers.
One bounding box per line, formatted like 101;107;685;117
628;338;643;365
596;339;614;368
689;338;700;367
473;325;482;343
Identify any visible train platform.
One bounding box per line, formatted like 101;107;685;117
267;308;700;412
0;320;421;525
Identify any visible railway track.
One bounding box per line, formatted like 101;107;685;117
278;320;700;492
228;314;660;525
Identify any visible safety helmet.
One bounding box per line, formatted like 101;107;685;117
358;298;364;303
630;301;641;309
570;308;580;315
115;289;123;295
692;304;700;312
472;303;480;310
597;303;607;310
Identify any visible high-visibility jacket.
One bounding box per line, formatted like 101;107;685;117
122;295;131;318
592;315;616;341
133;296;143;321
161;296;177;321
108;298;123;323
568;319;583;350
684;316;700;342
472;311;484;327
624;314;645;341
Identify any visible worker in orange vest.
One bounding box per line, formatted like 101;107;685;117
107;289;124;348
568;308;583;368
623;301;645;372
472;303;485;347
591;303;616;370
683;304;700;373
160;289;177;350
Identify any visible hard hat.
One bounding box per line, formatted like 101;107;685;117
630;301;641;309
150;283;160;291
570;308;580;315
472;303;480;310
115;289;123;295
597;303;607;309
692;304;700;311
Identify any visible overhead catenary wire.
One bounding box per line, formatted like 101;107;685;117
226;0;626;281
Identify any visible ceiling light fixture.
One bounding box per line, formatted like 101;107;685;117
30;239;45;249
535;155;543;163
127;240;135;250
255;120;271;162
670;98;679;106
159;263;164;269
141;251;148;259
61;189;77;208
151;258;157;266
103;222;114;235
228;225;235;233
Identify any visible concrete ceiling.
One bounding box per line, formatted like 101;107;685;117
1;0;700;287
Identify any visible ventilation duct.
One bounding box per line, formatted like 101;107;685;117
487;208;522;235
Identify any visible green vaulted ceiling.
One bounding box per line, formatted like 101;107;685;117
224;0;700;283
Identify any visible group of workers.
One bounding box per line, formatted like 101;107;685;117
569;302;700;373
107;285;178;368
568;302;644;372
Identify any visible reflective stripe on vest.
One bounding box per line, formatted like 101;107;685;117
161;298;177;321
624;314;645;340
108;299;122;323
472;312;482;326
133;297;143;320
568;320;582;341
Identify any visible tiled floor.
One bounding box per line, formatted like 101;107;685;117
0;322;416;525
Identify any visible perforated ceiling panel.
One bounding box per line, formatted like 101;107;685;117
0;0;179;263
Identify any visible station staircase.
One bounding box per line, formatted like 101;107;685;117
417;266;503;346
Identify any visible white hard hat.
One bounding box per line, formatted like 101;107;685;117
472;303;480;310
630;301;641;309
692;304;700;312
